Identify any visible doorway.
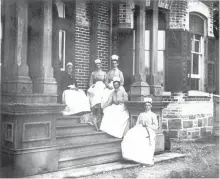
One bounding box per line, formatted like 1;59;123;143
52;0;75;103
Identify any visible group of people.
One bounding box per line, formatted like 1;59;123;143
60;54;158;166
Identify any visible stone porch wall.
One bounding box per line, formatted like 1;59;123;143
162;92;214;139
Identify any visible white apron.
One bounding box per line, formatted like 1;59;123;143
101;81;125;108
121;125;156;165
62;89;91;115
87;81;106;108
100;104;129;138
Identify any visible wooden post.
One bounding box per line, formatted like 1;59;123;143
150;0;162;96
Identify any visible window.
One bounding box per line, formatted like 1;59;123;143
59;30;66;71
133;30;166;84
189;14;205;91
55;0;65;18
4;123;13;142
133;9;167;89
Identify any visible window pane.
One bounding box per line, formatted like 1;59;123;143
133;50;135;75
158;31;165;50
145;31;150;50
59;30;66;71
191;78;199;90
157;51;164;72
56;0;65;18
195;40;200;52
133;30;135;50
192;54;199;74
195;34;201;40
145;51;150;75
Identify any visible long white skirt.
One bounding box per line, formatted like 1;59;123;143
62;89;91;115
101;82;125;108
121;125;156;165
100;104;129;138
87;81;106;108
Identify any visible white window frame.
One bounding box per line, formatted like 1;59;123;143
188;13;206;91
59;30;66;71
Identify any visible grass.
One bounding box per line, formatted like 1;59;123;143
167;136;219;178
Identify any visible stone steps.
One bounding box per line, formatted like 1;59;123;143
58;150;122;169
56;115;82;126
56;132;114;146
56;114;122;169
56;124;96;136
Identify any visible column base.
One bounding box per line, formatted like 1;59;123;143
33;77;57;95
150;84;163;96
130;74;150;101
0;103;65;177
1;76;33;94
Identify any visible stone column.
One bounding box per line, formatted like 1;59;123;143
149;0;162;96
2;0;33;103
33;0;57;100
130;1;150;101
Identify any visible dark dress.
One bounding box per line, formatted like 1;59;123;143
60;73;78;93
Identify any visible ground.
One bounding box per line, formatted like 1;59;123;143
77;136;219;179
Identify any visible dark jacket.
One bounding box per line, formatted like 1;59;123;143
60;72;78;93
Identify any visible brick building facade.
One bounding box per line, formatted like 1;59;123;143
0;0;219;177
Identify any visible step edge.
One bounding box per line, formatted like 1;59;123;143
58;139;122;149
57;116;81;119
59;149;121;162
58;155;121;170
56;124;92;128
56;131;108;138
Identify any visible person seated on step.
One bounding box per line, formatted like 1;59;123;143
61;62;91;115
100;77;129;138
121;97;158;166
101;54;125;108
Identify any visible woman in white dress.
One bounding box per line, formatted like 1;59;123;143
87;59;107;109
100;77;129;138
121;97;158;166
61;62;91;115
101;54;125;107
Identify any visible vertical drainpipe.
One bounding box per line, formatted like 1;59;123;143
108;0;113;70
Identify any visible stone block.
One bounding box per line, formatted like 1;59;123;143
164;130;178;138
162;122;168;129
155;133;165;153
183;121;193;128
203;118;208;126
189;115;196;119
193;120;198;127
200;127;206;137
192;131;200;139
208;117;213;126
178;130;187;139
168;119;182;129
198;119;203;127
2;147;59;177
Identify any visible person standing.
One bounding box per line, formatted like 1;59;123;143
61;62;91;115
100;77;129;138
87;59;107;109
121;97;158;166
101;54;125;107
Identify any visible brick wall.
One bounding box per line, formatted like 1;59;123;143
96;1;110;71
162;92;214;139
74;1;90;90
74;1;110;90
169;0;214;37
169;0;188;29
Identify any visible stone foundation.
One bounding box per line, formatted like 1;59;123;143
162;92;213;139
